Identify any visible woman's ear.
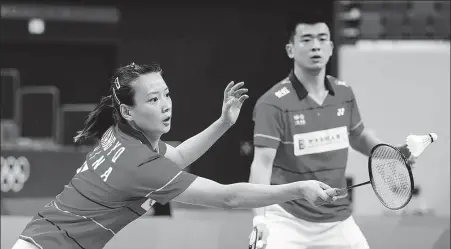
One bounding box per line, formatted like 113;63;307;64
120;104;132;121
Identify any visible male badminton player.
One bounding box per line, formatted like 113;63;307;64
249;12;416;249
12;63;342;249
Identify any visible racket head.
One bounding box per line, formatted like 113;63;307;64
368;144;415;210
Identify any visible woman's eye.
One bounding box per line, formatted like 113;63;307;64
149;98;158;103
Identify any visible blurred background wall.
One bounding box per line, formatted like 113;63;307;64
1;1;450;249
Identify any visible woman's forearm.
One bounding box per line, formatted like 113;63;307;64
224;182;301;209
176;119;231;167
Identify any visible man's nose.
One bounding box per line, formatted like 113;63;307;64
311;38;321;51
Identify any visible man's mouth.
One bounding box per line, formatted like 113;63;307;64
311;55;322;60
163;117;171;122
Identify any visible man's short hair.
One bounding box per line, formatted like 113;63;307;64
285;10;332;43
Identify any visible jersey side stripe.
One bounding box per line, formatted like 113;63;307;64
350;120;363;131
254;134;293;144
53;202;116;235
254;134;281;141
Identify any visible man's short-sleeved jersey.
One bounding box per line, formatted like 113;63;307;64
20;122;197;249
253;71;364;223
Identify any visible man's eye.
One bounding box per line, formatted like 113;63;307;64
149;98;158;103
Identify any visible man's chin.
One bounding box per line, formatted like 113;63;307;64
305;64;325;72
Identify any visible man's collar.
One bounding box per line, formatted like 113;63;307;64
288;70;335;101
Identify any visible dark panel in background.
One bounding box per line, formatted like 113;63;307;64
0;41;116;104
0;71;18;120
1;2;335;184
18;86;59;138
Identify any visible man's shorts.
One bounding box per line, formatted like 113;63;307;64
261;204;370;249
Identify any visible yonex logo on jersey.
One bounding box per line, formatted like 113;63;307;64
337;108;345;116
293;126;349;156
293;114;305;125
275;87;290;98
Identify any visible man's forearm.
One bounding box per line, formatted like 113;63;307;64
350;128;383;156
176;119;231;167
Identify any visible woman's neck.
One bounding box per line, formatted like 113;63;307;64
128;121;160;151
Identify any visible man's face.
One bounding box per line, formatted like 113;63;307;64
286;22;334;71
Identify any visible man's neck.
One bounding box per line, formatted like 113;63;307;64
293;66;327;95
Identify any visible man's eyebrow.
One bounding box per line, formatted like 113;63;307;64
301;33;329;38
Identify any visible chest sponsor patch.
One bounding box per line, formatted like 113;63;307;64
293;126;349;156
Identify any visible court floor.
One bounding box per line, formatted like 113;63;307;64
2;209;449;249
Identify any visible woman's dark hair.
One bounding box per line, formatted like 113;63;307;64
74;62;162;144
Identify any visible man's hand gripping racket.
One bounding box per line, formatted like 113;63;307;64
335;133;438;210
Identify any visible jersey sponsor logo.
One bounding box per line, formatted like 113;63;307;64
1;156;30;192
293;126;349;156
337;108;345;116
293;114;306;126
275;87;290;98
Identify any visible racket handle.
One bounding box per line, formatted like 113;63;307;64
343;181;371;190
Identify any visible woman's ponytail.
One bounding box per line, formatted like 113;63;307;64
74;95;116;144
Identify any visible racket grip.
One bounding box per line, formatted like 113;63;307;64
343;180;371;190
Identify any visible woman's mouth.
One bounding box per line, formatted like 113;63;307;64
163;117;171;125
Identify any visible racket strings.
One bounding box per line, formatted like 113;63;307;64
371;146;412;209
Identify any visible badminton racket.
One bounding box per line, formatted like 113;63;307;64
327;132;437;210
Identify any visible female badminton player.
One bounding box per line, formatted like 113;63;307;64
12;63;343;249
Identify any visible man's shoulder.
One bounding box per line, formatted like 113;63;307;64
326;75;355;100
256;77;294;108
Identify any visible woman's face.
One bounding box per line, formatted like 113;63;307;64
127;73;172;137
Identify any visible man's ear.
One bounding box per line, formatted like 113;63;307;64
285;43;294;59
329;40;334;56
